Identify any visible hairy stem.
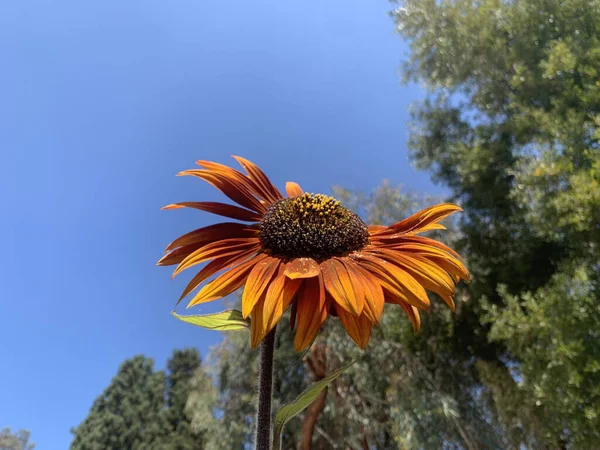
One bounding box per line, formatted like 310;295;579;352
255;326;277;450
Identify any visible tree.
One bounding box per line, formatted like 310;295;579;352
0;428;34;450
71;349;207;450
391;0;600;447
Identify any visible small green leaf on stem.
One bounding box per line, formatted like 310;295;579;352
171;310;249;331
272;361;355;450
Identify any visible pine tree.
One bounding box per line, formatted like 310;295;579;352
71;349;207;450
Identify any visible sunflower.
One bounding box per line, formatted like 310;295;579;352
158;157;469;351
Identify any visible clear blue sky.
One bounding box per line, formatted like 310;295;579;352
0;1;439;448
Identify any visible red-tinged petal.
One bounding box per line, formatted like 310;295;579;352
353;253;430;311
293;276;327;351
232;156;283;203
165;222;259;252
196;160;269;204
178;170;265;213
187;254;268;307
173;238;260;277
241;256;281;318
157;243;204;266
387;203;462;234
260;275;302;338
321;259;364;316
161;202;262;222
176;247;259;303
336;306;372;349
283;258;320;279
285;182;303;197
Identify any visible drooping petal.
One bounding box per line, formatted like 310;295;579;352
161;202;262;222
396;299;421;332
177;170;265;213
241;256;282;318
351;262;385;323
256;275;302;343
164;222;259;252
177;247;260;303
285;182;303;197
380;243;469;279
232;156;283;203
187;254;268;307
172;238;260;277
293;275;327;351
371;248;456;297
353;253;430;311
283;258;320;279
321;258;364;316
336;306;372;349
250;296;267;348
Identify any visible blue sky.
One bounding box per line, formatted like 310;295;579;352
0;1;439;448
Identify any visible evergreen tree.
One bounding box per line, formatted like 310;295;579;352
71;349;207;450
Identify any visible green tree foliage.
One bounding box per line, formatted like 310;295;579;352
70;349;206;450
390;0;600;447
0;428;34;450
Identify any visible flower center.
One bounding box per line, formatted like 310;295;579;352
259;193;369;260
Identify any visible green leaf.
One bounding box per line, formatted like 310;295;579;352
272;361;355;450
171;310;249;331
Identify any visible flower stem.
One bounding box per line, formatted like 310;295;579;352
256;326;276;450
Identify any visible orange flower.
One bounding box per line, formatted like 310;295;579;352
158;157;469;351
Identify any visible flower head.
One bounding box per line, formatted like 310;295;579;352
158;157;469;351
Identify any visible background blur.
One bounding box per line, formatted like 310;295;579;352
1;0;599;449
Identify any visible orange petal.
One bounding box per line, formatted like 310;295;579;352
172;238;260;278
372;249;455;297
178;170;265;213
232;156;283;204
389;244;468;282
250;296;267;348
336;307;372;349
352;263;385;323
254;275;302;344
396;300;421;332
285;182;303;197
195;160;260;192
373;235;462;259
241;256;281;318
161;201;262;222
283;258;320;279
164;222;259;252
293;275;327;351
176;247;259;303
353;253;430;311
187;254;268;307
321;259;364;316
387;203;462;234
157;243;204;266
